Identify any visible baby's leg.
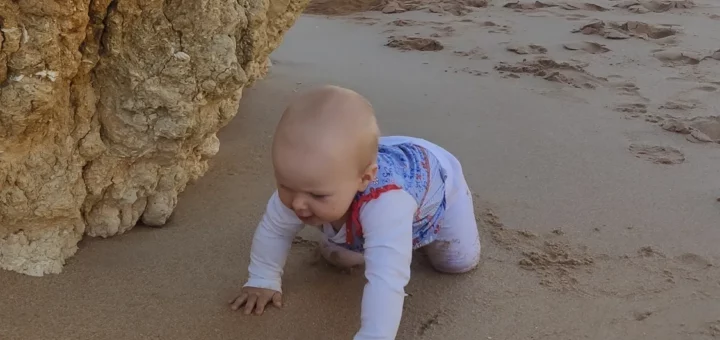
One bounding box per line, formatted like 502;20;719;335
318;238;365;269
424;186;481;274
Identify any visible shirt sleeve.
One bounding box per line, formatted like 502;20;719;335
244;190;305;292
354;190;417;340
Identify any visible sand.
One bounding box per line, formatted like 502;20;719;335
3;0;720;339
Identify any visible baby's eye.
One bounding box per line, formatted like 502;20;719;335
310;193;328;200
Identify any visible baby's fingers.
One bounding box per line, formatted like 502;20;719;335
229;294;248;311
244;294;258;315
254;295;271;315
272;293;283;308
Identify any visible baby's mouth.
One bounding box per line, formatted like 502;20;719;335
298;215;314;222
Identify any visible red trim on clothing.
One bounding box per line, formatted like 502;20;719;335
346;184;402;245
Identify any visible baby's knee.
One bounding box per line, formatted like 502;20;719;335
425;239;481;274
319;240;365;268
432;256;480;274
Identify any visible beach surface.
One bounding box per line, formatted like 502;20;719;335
2;1;720;339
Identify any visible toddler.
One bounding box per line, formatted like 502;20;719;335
229;85;481;339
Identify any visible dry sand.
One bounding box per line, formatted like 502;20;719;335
3;0;720;339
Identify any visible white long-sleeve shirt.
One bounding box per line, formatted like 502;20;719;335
244;136;464;340
245;189;417;340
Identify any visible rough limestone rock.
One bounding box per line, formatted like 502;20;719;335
0;0;307;276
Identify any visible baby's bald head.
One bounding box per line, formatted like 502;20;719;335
272;85;380;175
272;85;380;225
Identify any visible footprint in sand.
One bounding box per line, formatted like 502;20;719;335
453;47;488;60
562;13;590;21
479;209;595;292
661;116;720;143
586;245;720;299
563;41;611;54
614;0;695;14
468;0;490;7
477;20;513;33
506;43;548;55
666;85;718;110
416;309;455;336
611;82;649;101
482;209;720;298
700;320;720;338
503;1;608;11
627;22;679;40
378;0;482;16
614;103;648;117
351;16;382;26
502;1;556;10
431;25;456;38
659;100;696;111
450;67;489;76
573;20;678;41
653;49;702;65
633;309;654;321
686;118;720;143
675;253;714;270
557;2;609;11
385;36;444;51
573;21;631;40
693;85;718;92
495;57;603;89
389;19;420;26
708;49;720;61
628;144;685;164
622;112;667;123
426;3;472;16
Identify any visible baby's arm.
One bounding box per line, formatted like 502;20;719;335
354;190;417;340
244;191;305;292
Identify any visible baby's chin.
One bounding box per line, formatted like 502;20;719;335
299;215;324;226
299;214;344;227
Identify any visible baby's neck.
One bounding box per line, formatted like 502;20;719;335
329;210;350;232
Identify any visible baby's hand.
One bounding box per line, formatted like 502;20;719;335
229;286;282;315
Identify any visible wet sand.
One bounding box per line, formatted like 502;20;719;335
3;1;720;339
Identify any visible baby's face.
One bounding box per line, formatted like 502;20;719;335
270;85;379;226
274;151;371;226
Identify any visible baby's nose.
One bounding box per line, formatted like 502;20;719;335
291;198;309;215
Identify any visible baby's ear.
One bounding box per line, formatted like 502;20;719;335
359;163;378;190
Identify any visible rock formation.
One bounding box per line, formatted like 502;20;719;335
0;0;307;276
